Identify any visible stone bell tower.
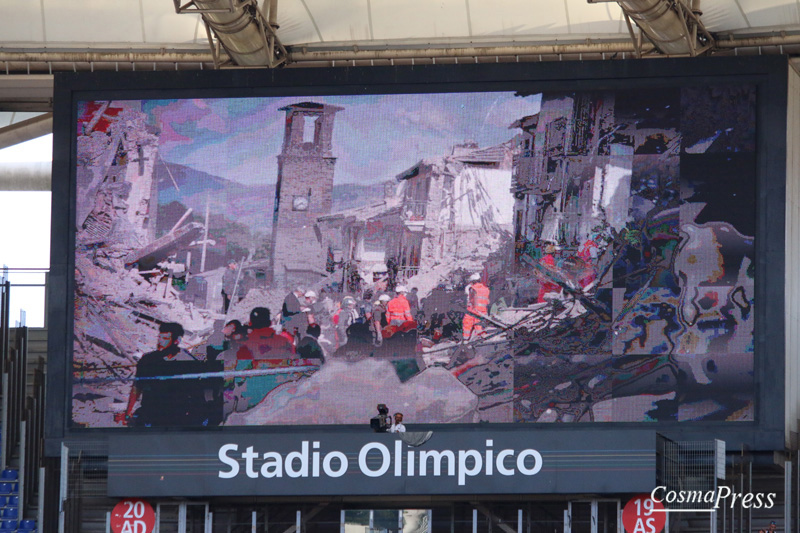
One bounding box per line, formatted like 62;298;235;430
270;102;343;288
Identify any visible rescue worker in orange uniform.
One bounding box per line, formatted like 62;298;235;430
386;285;413;326
463;273;490;341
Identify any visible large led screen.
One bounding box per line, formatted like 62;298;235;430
71;84;756;428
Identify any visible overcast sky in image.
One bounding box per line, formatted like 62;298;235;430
145;91;542;186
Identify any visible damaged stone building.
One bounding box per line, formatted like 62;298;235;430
396;142;515;276
318;142;516;292
72;101;212;427
511;92;643;265
77;101;161;248
316;196;403;287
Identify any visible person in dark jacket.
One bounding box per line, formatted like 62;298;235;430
297;323;325;362
115;322;205;427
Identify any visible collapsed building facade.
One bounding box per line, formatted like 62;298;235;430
77;101;161;247
507;88;756;423
318;142;516;294
396;142;515;278
511;93;632;277
73;101;215;427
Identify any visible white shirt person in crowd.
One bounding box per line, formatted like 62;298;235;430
390;412;406;433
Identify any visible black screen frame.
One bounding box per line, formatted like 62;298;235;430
46;55;788;454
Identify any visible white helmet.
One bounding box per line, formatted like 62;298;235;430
469;273;481;282
396;285;408;293
304;290;317;299
378;294;391;302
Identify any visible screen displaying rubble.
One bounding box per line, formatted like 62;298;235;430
71;85;756;428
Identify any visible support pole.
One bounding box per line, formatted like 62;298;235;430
1;373;8;471
740;462;744;533
18;420;24;521
37;466;45;533
58;443;68;533
786;460;793;533
749;460;753;533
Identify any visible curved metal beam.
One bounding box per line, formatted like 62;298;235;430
174;0;287;67
614;0;714;55
0;114;52;151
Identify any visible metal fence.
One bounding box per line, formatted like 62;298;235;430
58;440;111;533
0;278;48;529
657;435;723;510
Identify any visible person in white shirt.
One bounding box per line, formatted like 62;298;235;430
390;412;406;433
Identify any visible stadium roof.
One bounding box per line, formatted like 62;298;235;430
1;1;800;122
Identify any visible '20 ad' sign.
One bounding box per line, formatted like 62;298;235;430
110;499;155;533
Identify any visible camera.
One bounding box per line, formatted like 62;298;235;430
370;404;392;432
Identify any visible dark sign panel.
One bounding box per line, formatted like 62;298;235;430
69;82;756;429
107;430;656;496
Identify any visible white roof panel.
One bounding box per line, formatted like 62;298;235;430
695;0;751;31
1;0;799;48
301;0;371;42
371;0;471;40
469;0;571;36
43;0;145;43
740;0;800;30
274;0;325;45
0;1;45;42
567;0;626;35
143;1;203;45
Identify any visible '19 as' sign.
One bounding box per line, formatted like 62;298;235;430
110;499;155;533
622;494;666;533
